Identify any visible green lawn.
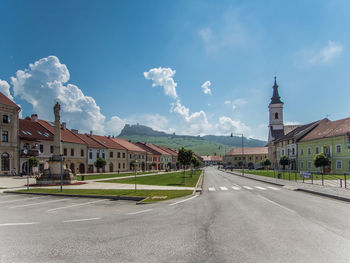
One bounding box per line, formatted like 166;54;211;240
103;170;202;187
16;189;192;203
76;171;157;181
232;169;347;181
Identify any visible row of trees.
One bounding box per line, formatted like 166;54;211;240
259;153;331;173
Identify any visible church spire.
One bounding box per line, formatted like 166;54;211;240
270;76;283;104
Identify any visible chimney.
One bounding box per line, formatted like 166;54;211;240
31;114;38;122
71;129;78;134
90;130;93;135
62;122;66;130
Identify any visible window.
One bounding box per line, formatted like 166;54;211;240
281;149;284;156
2;131;8;142
110;151;113;158
89;152;92;159
117;152;121;158
307;161;311;169
292;148;295;155
336;145;341;153
109;162;113;172
336;160;342;169
71;148;74;156
300;149;304;155
81;149;84;157
102;152;105;159
275;112;279;119
97;152;100;158
308;148;311;155
287;149;290;156
2;115;8;123
50;145;54;154
1;152;9;171
118;163;121;169
130;154;132;159
122;153;125;158
123;163;125;169
63;148;67;156
300;162;304;169
315;147;319;154
39;144;44;153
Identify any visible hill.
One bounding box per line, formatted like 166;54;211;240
118;124;267;156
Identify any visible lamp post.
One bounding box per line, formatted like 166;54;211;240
134;160;138;192
60;154;63;192
231;133;244;176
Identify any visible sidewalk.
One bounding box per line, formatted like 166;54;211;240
222;169;350;202
0;176;36;189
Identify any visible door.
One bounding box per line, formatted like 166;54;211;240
79;163;85;174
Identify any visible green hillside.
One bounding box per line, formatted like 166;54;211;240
118;135;229;156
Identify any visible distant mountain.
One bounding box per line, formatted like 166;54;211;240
118;124;267;156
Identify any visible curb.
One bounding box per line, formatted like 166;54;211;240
193;170;204;195
4;191;145;202
221;169;350;203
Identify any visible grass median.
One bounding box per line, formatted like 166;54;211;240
103;170;201;187
76;171;158;181
16;189;192;203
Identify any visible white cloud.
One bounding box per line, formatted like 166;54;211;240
143;67;178;99
224;98;247;110
10;55;124;135
126;113;174;133
216;116;252;137
0;79;14;100
201;80;212;95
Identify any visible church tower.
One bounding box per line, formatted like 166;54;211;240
268;77;284;143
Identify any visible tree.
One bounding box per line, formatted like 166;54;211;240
279;156;290;170
191;156;202;169
28;156;39;175
313;153;331;174
167;162;172;170
151;162;156;170
260;158;271;170
94;158;106;172
177;147;194;178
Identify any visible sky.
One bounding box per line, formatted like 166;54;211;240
1;0;350;140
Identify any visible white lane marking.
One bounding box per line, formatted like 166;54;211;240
0;222;39;227
10;198;71;208
169;195;198;206
220;187;228;191
255;186;266;190
243;186;253;190
208;187;216;191
0;197;42;204
47;199;107;212
232;186;241;190
63;217;101;223
259;195;296;213
127;209;153;215
268;187;280;190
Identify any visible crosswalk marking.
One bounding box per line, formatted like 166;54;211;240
268;186;280;190
255;186;266;190
243;186;253;190
208;187;216;191
207;185;281;192
220;187;228;191
232;186;241;190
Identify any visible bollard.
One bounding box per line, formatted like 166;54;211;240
345;174;347;188
311;173;313;184
322;173;324;186
82;175;85;181
340;179;342;188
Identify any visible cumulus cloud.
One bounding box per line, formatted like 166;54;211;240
201;80;212;95
10;56;124;135
143;67;178;99
224;98;247;110
126;113;174;133
0;80;14;100
216;116;252;136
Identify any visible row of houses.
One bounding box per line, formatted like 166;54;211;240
0;92;179;175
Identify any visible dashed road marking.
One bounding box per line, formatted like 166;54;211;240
243;186;253;190
268;187;280;190
255;186;266;190
0;197;42;204
169;195;198;206
232;186;241;190
208;187;216;191
0;222;39;227
127;209;153;215
10;198;71;208
259;195;296;213
47;199;107;212
63;217;101;223
220;187;228;191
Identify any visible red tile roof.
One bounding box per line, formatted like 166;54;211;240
37;119;87;145
135;142;160;155
143;143;171;156
226;147;268;156
19;119;54;141
157;145;178;157
75;133;106;149
89;134;126;150
0;92;20;109
112;138;146;152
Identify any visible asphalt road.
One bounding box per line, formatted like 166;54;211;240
1;167;350;263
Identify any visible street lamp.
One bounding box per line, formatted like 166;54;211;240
231;133;244;176
134;159;138;192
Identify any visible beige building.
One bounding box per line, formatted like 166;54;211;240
224;147;268;168
0;92;21;175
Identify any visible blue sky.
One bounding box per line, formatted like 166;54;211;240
1;0;350;140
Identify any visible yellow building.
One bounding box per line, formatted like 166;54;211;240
224;147;268;168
